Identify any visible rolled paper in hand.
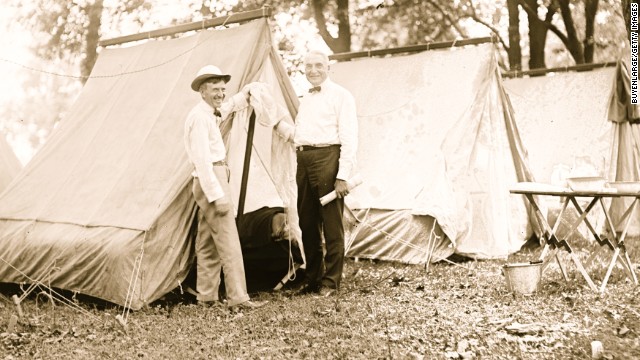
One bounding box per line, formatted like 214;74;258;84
320;174;363;206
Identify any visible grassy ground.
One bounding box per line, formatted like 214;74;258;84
1;244;640;359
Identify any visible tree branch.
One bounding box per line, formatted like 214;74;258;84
557;0;585;63
424;0;469;38
310;0;338;50
310;0;350;52
463;0;509;51
517;0;571;48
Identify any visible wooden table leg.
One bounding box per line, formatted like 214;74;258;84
600;247;620;293
525;194;561;265
568;252;598;291
560;197;600;290
556;252;570;281
600;198;639;292
541;246;569;281
623;250;638;285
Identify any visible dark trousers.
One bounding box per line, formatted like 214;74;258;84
296;145;345;289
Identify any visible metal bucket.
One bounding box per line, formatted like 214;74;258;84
502;261;543;295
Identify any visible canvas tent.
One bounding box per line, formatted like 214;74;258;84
0;133;21;193
329;42;536;261
503;66;616;237
503;67;615;187
0;14;302;309
504;61;640;237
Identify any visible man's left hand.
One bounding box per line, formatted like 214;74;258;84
335;179;349;198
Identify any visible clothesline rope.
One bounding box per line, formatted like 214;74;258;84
0;25;270;80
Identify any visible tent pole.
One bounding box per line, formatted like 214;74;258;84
502;61;617;78
329;37;492;62
99;7;272;47
236;110;256;225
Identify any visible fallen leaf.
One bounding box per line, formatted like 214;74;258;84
457;339;469;353
444;350;459;359
617;325;630;336
505;322;545;335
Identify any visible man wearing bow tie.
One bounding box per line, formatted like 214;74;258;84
274;50;358;297
184;65;266;310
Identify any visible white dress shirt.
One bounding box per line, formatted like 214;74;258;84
289;78;358;180
184;93;248;202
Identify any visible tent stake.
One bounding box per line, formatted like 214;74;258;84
12;294;23;318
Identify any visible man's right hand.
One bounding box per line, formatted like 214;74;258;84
240;84;252;102
213;197;232;216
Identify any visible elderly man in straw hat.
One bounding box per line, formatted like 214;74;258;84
184;65;266;310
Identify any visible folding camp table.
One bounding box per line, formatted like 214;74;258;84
510;186;639;292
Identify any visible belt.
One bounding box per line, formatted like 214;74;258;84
296;144;339;152
212;160;227;166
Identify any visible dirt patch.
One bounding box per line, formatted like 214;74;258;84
1;247;639;359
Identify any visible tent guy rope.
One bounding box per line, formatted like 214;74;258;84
120;232;147;325
345;206;471;270
0;254;100;320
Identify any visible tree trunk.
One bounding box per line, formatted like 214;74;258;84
583;0;599;63
558;0;585;64
507;0;522;71
82;0;104;83
623;0;632;42
311;0;351;53
335;0;351;52
525;0;546;69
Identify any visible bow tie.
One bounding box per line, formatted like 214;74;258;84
213;109;221;117
308;86;321;93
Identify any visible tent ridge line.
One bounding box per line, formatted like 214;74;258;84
329;37;493;62
99;7;272;47
502;61;617;78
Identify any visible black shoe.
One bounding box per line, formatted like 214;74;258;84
198;300;223;308
230;300;268;311
295;283;320;295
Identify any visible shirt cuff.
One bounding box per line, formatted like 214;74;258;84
275;121;294;141
205;186;225;203
336;164;352;181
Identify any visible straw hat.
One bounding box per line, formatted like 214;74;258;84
191;65;231;91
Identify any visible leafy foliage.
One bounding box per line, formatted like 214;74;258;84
0;0;629;159
354;0;465;50
15;0;152;79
